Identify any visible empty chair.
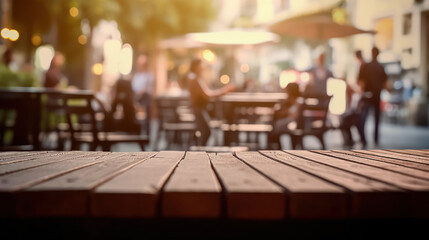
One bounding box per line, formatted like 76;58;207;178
61;91;149;151
287;94;332;150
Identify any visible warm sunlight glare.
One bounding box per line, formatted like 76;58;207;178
327;78;346;115
279;70;297;88
35;45;54;71
118;44;133;75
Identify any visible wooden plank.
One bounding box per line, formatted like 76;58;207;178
290;150;429;218
0;151;93;175
261;151;407;218
409;149;429;155
236;151;347;219
387;149;429;158
0;151;108;217
333;150;429;172
18;152;155;217
209;152;285;220
375;149;429;161
0;151;72;165
293;151;429;191
355;149;429;164
162;151;221;218
91;151;184;218
0;151;51;163
323;150;429;180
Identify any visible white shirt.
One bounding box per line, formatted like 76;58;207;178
132;71;154;95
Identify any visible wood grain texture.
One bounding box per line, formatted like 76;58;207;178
354;150;429;164
0;152;108;217
0;151;94;175
322;150;429;180
162;151;221;218
372;150;429;161
91;151;184;218
0;151;51;162
236;151;347;219
387;149;429;158
18;152;155;217
295;151;429;191
0;151;64;165
261;151;407;218
209;152;285;220
333;150;429;172
291;150;429;217
1;149;428;220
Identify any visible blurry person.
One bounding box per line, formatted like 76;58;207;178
303;52;333;97
338;51;367;148
132;54;154;108
105;77;141;133
2;48;12;68
355;50;365;68
187;58;236;146
339;84;366;148
131;53;154;131
44;52;67;89
2;48;18;71
268;82;302;150
357;46;388;146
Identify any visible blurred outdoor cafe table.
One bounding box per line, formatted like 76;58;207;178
155;91;286;149
0;149;428;238
0;87;93;151
215;92;286;147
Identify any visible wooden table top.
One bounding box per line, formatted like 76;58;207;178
1;149;428;220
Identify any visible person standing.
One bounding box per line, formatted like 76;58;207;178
44;52;66;89
357;47;388;146
303;52;333;98
131;54;155;133
339;50;367;148
186;58;236;146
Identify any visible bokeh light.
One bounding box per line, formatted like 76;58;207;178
32;34;42;46
35;45;55;71
8;30;19;41
240;63;250;73
118;44;133;75
201;49;216;63
1;28;19;41
78;34;87;45
178;63;189;75
279;70;297;88
327;78;346;115
220;74;230;84
69;7;79;17
1;28;9;39
92;63;103;75
300;72;310;83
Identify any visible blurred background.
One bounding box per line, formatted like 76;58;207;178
1;0;429;151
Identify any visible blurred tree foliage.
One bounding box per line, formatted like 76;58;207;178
9;0;216;87
115;0;216;51
0;64;36;87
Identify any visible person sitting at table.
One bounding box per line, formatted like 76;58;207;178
186;58;236;146
268;82;302;150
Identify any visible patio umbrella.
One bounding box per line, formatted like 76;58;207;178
268;15;375;40
159;29;280;49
